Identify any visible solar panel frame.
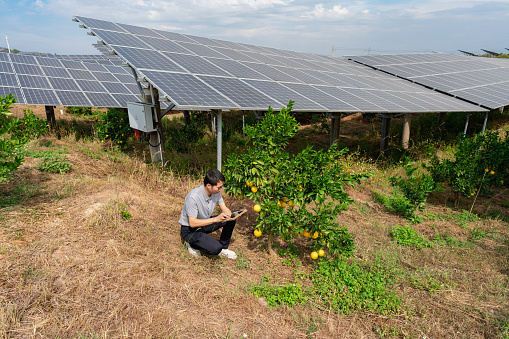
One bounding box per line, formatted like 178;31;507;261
22;88;60;105
54;90;91;106
12;63;44;76
74;16;128;32
18;74;52;89
93;29;153;49
0;73;18;87
85;91;121;107
0;61;13;73
48;77;81;91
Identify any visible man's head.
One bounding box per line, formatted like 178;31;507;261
204;169;225;194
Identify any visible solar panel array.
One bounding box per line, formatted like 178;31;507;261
40;53;124;66
74;16;485;113
347;53;509;109
0;52;140;107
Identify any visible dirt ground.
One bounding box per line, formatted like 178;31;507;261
0;115;508;338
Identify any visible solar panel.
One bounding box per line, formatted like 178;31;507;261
0;73;18;87
75;16;127;32
48;77;80;91
0;53;9;62
197;75;283;109
23;88;60;105
0;53;142;107
348;53;509;109
140;70;236;108
85;92;120;107
9;54;38;65
0;86;24;103
73;16;487;114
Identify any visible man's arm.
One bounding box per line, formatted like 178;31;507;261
188;214;229;228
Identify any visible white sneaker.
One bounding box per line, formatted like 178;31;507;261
186;242;201;257
219;249;237;259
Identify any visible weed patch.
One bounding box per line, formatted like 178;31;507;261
390;225;433;249
250;276;307;307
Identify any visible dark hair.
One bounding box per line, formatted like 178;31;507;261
204;169;225;186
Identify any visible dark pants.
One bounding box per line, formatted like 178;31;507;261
180;217;236;255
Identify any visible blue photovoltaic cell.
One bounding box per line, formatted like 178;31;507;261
9;54;38;65
0;53;9;62
37;57;64;67
84;63;107;72
42;66;71;78
92;71;118;82
113;73;136;84
0;61;13;73
272;66;330;85
112;93;141;107
18;75;51;89
140;70;236;108
242;79;326;111
197;75;283;109
214;47;258;62
345;88;408;112
48;77;81;91
151;29;197;43
67;69;95;80
183;34;227;48
76;80;107;92
13;63;44;76
317;86;385;112
60;60;88;70
74;16;127;32
240;51;287;67
85;92;121;107
22;88;59;105
282;83;358;112
104;64;130;74
93;29;152;49
101;82;130;94
55;90;91;106
116;23;164;38
241;62;301;83
175;42;227;59
205;58;269;80
0;86;24;103
124;83;141;95
162;52;230;76
112;46;185;72
0;73;17;87
142;37;193;54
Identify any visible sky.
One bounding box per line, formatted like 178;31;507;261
0;0;507;57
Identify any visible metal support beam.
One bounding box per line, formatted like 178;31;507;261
380;114;392;153
481;111;489;136
148;87;165;167
45;106;56;129
463;112;470;136
211;111;216;138
329;114;341;146
212;109;223;171
438;112;446;129
401;113;412;149
183;111;191;126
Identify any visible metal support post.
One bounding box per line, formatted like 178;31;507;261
213;109;223;171
401;113;412;149
463;112;470;136
211;111;216;138
481;111;489;136
45;106;56;129
438;112;446;129
380;114;392;153
329;114;341;146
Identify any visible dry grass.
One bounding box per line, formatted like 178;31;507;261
1;118;508;338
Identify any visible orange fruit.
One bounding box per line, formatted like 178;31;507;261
288;200;294;207
254;229;262;237
253;204;261;212
310;251;318;260
281;197;288;202
312;231;319;239
490;171;495;175
303;230;310;238
251;186;258;193
318;249;325;257
279;201;286;208
485;168;489;172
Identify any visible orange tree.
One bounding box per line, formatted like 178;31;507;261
223;102;370;257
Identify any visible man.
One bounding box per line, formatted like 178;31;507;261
179;169;237;259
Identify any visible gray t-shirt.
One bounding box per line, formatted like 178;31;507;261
179;185;224;226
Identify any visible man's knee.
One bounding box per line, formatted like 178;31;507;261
208;242;223;255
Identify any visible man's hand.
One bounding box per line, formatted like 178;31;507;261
216;212;230;222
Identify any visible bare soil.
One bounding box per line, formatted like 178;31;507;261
0;117;508;338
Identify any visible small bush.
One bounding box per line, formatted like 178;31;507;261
36;152;73;174
373;191;421;223
311;256;402;315
390;225;433;249
251;276;307;307
95;108;132;147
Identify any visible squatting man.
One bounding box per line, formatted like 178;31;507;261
179;169;237;259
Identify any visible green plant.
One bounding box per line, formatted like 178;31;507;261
468;227;487;241
310;113;330;133
95;108;132;148
373;191;422;223
12;109;48;141
311;256;403;315
0;94;26;182
250;276;307;307
432;233;468;247
224;101;369;256
390;157;442;211
390;225;433;249
36;152;73;174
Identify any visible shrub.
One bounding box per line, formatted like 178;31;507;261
0;94;25;182
36;152;73;174
95;108;132;147
251;276;307;307
390;225;433;249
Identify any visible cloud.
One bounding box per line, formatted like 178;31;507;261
302;3;350;20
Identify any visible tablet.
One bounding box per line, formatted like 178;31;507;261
227;209;247;220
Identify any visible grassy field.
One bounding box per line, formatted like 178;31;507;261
1;109;508;338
